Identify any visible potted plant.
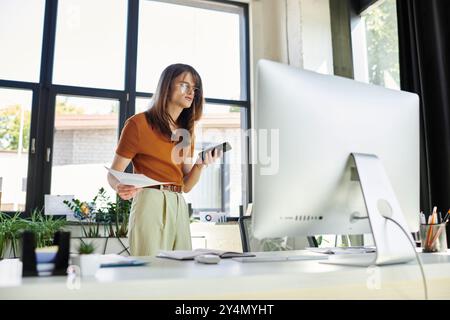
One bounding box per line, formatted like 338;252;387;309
104;196;130;237
0;209;66;259
103;195;131;256
25;209;67;248
63;197;101;238
64;189;109;254
86;188;131;255
78;241;96;255
64;188;132;255
0;216;6;259
0;211;28;259
72;241;101;276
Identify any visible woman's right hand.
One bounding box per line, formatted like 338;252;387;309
116;184;142;200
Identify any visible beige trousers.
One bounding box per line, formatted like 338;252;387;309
128;188;192;256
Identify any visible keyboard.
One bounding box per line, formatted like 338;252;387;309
232;254;329;263
321;252;377;267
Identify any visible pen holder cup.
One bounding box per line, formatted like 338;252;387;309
419;223;448;253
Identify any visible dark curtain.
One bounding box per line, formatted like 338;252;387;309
397;0;450;244
350;0;378;14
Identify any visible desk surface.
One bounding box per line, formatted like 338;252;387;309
1;250;450;299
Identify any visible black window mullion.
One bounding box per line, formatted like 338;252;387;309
205;98;249;108
135;92;153;99
135;93;249;108
50;84;125;99
39;0;58;86
124;0;139;120
122;0;140;174
30;0;58;214
23;86;42;215
0;80;38;91
239;2;251;208
41;87;56;211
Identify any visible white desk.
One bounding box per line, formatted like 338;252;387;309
1;250;450;299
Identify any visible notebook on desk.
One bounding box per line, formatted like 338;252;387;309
157;249;255;260
99;254;148;268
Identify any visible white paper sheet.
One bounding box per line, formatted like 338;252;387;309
44;194;75;215
105;167;174;188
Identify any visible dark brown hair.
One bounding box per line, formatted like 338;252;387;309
145;63;203;140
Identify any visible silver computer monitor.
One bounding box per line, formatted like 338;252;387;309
252;59;419;265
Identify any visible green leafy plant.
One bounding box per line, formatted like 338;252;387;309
100;192;131;238
92;187;112;224
0;209;66;259
26;209;67;248
77;241;96;254
0;211;28;258
63;189;110;238
63;188;131;239
111;195;131;238
0;231;6;260
364;0;400;88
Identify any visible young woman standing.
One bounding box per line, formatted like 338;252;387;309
107;64;222;256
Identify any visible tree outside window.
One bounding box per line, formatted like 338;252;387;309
353;0;400;90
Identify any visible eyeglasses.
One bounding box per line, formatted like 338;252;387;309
177;82;199;95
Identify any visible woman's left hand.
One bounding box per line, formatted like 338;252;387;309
195;149;223;168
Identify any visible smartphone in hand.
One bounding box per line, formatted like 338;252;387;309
198;142;232;161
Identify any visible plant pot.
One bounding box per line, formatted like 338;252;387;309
3;239;22;259
71;238;107;255
71;254;101;276
0;239;6;260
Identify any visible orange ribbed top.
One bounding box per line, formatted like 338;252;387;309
115;112;194;186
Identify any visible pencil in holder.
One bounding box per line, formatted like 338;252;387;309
419;223;447;253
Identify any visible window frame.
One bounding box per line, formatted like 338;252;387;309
350;0;400;89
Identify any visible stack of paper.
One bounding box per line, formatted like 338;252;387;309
157;249;255;260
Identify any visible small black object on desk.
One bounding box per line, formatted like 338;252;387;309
21;230;71;277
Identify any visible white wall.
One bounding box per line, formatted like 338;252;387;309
246;0;334;249
248;0;333;126
300;0;334;74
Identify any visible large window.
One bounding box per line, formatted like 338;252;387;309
135;1;248;217
186;104;244;216
52;0;128;89
0;0;250;217
352;0;400;89
50;95;119;201
0;88;33;212
0;0;46;83
137;1;243;100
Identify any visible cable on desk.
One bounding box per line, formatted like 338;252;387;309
352;215;428;300
383;216;428;300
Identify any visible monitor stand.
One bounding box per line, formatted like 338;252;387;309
322;153;416;267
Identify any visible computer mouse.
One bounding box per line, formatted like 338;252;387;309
194;254;220;264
